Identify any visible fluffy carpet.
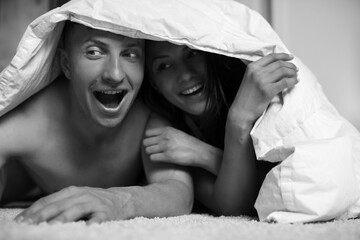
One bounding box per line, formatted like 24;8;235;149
0;208;360;240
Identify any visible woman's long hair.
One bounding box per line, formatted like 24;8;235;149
140;46;247;149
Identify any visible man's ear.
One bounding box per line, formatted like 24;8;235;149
59;49;71;79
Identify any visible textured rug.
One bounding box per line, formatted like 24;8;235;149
0;208;360;240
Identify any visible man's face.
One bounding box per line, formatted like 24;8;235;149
61;24;144;127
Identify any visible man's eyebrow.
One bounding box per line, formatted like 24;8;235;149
82;38;142;48
124;40;142;47
82;39;107;47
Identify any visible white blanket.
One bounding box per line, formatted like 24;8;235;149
1;0;360;223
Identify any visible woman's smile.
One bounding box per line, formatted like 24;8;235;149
180;82;204;96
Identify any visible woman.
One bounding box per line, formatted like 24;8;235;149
141;40;299;216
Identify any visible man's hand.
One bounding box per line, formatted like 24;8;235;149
15;186;132;224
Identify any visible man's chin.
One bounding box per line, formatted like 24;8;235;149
90;102;129;128
97;118;124;128
91;113;125;128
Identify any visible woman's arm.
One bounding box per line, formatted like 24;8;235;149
212;110;258;215
212;53;299;215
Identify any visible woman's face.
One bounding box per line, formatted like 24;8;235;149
146;41;208;116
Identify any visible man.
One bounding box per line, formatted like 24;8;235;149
0;22;193;224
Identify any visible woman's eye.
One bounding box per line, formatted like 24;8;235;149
156;62;172;72
188;50;201;58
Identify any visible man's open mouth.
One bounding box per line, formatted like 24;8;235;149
94;90;127;109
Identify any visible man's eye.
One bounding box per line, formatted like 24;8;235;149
86;48;103;58
122;49;140;59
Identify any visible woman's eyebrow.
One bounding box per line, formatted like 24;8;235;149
181;45;190;52
151;55;168;62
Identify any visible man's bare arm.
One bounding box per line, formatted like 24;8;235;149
15;114;194;224
138;114;194;218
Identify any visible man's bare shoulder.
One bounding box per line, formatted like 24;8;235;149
112;99;152;150
123;98;151;125
0;77;68;153
2;77;67;117
145;111;172;130
127;99;173;128
129;98;151;114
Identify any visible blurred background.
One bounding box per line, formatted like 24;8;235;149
0;0;359;129
237;0;360;130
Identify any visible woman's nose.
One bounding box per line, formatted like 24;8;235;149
102;56;125;85
177;62;194;83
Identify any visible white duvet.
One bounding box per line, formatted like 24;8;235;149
1;0;359;223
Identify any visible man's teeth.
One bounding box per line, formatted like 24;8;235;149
94;89;126;109
181;84;203;95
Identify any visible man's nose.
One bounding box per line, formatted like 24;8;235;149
102;56;125;85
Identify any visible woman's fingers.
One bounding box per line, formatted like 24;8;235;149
143;134;165;157
266;67;298;84
145;144;163;155
143;135;160;147
266;60;298;75
148;153;167;161
255;53;294;67
246;52;299;85
143;128;167;151
144;127;165;137
273;77;299;94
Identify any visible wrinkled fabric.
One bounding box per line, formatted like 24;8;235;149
1;0;359;223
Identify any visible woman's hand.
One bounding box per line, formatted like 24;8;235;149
143;127;222;174
229;53;299;129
